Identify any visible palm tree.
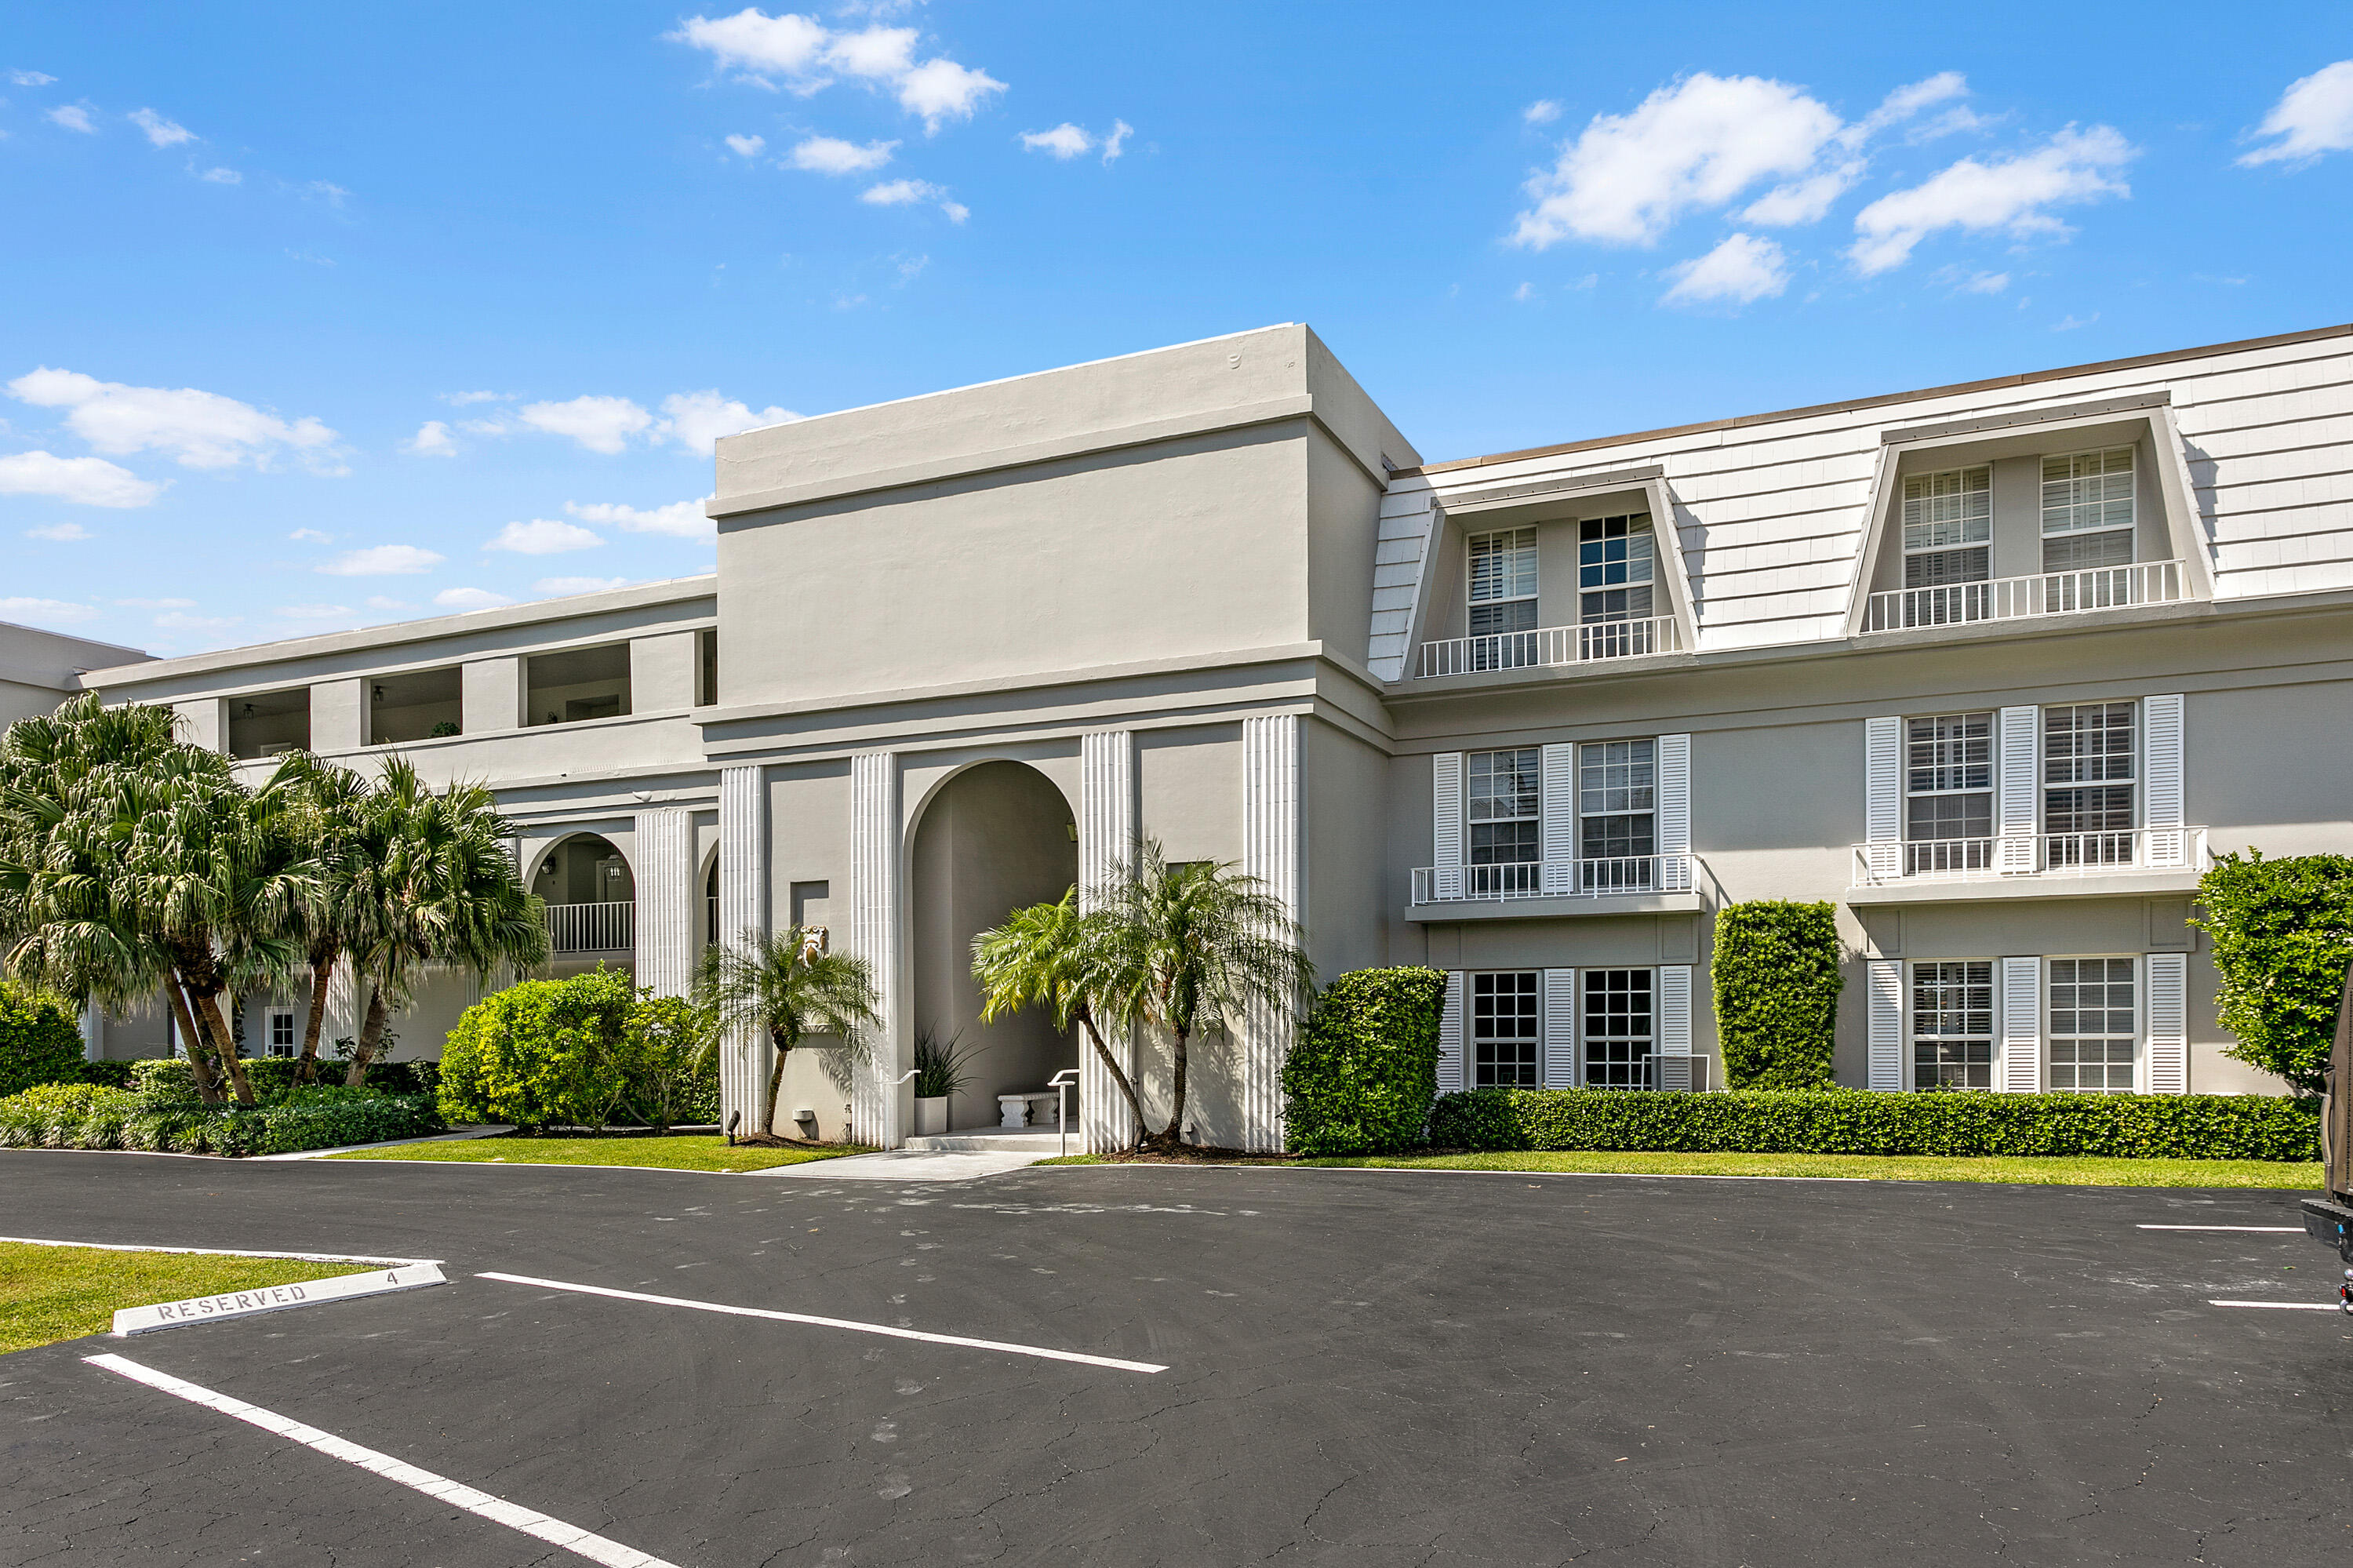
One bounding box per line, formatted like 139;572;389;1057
696;926;879;1143
267;756;372;1086
971;890;1150;1141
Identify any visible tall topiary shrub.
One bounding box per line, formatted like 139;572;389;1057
2193;849;2353;1095
1712;900;1844;1090
0;983;86;1099
437;968;638;1130
1282;966;1446;1155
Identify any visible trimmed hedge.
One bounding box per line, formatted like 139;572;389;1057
1282;966;1447;1156
1711;900;1842;1089
0;1082;442;1156
79;1060;136;1090
125;1056;441;1101
1429;1086;2320;1162
437;970;639;1131
0;983;85;1099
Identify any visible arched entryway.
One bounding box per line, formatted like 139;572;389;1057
909;761;1079;1132
528;832;635;976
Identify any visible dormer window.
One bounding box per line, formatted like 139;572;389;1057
1467;527;1537;636
1579;514;1654;623
1900;466;1990;588
2041;447;2136;573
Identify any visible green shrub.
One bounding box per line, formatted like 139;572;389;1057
79;1060;134;1090
2193;849;2353;1094
437;969;639;1130
1711;900;1844;1089
118;1055;438;1104
624;994;719;1132
1282;967;1448;1156
1426;1086;2319;1162
0;983;86;1099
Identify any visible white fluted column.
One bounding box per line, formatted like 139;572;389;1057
1079;729;1137;1153
633;806;695;999
848;751;902;1148
79;1002;102;1063
717;766;769;1133
1240;713;1301;1152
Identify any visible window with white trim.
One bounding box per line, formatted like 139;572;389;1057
1901;466;1991;588
1578;514;1654;624
1468;527;1538;637
2048;958;2136;1093
2041;447;2135;573
2043;701;2135;866
1583;969;1655;1088
1471;971;1540;1088
266;1008;297;1059
1904;711;1992;873
1912;960;1994;1090
1579;739;1656;890
1466;748;1540;885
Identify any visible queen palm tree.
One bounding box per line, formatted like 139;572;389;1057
971;890;1150;1141
267;757;372;1086
695;926;879;1143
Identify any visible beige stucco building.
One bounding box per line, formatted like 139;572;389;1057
48;320;2353;1148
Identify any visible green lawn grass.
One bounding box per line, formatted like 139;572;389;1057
0;1241;369;1356
325;1133;871;1173
1039;1149;2324;1188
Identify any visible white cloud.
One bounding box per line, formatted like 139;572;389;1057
1741;162;1864;226
45;104;94;133
1849;125;2134;275
1660;232;1791;305
2239;60;2353;166
487;518;602;555
790;134;896;173
442;390;502;406
671;9;831;80
671;9;1002;131
827;24;916;79
433;587;513;611
895;58;1003;132
724;133;766;158
1853;71;1970;140
2053;312;2099;332
25;522;93;540
318;544;445;576
567;499;714;540
896;253;928;282
0;597;98;624
534;576;631;596
7;367;340;471
8;70;57;86
403;420;456;457
658;390;799;452
1020;123;1092;159
276;602;351;619
939;200;968;224
1952;269;2009;293
1101;120;1132;162
301;180;348;206
516;394;653;453
0;449;161;507
128;107;194;147
199;166;241;184
860;176;940;206
1523;100;1562;126
1511;282;1537;303
288;527;331;543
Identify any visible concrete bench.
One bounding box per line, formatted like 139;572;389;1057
995;1091;1064;1129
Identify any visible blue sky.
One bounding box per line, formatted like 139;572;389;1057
3;2;2349;657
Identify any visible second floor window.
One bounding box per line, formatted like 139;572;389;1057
1579;514;1655;624
1467;748;1540;865
1468;527;1538;637
2045;700;2135;861
1905;711;1992;870
2042;447;2135;573
1902;466;1991;588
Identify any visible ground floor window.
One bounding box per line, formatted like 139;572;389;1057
1583;969;1654;1088
266;1009;298;1058
1912;960;1993;1090
1471;971;1540;1088
2049;958;2137;1093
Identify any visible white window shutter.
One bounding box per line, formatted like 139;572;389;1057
1437;971;1465;1093
1657;733;1691;891
2000;956;2042;1093
1864;717;1901;880
1540;744;1576;894
2146;953;2188;1093
1998;706;2039;873
2144;694;2186;868
1543;969;1577;1086
1657;964;1693;1092
1431;753;1464;900
1867;959;1904;1091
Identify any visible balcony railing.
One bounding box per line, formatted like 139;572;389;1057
1861;560;2185;633
1850;828;2206;887
1415;615;1680;679
1413;853;1694;904
545;900;635;955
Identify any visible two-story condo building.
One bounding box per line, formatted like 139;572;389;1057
54;321;2353;1151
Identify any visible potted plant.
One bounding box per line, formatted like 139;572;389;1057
911;1027;975;1134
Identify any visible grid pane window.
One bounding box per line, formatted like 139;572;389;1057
1912;961;1994;1090
267;1011;296;1058
1583;970;1654;1089
1578;515;1655;624
1467;748;1540;868
1579;738;1656;888
2044;702;2135;864
1902;467;1991;588
1904;712;1993;871
2049;958;2137;1093
2042;447;2135;534
1471;971;1541;1088
1469;528;1538;637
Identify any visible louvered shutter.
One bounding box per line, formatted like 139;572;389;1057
1431;753;1464;900
1436;971;1465;1093
1998;706;2039;873
2000;956;2042;1093
1656;733;1691;891
1867;958;1904;1091
2143;695;2186;868
1540;744;1576;895
1864;717;1902;881
1543;969;1577;1086
2145;953;2188;1093
1656;964;1693;1092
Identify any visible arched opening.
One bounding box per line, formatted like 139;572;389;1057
910;761;1079;1133
529;832;635;976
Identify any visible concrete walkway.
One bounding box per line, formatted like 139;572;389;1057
767;1130;1071;1182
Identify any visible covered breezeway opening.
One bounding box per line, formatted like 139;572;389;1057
909;760;1079;1133
529;832;635;978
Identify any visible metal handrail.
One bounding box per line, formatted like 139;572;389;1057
1415;614;1680;679
1849;827;2206;886
1861;559;2184;633
1413;853;1694;904
544;900;635;954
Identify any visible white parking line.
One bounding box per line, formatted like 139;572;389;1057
2137;1225;2302;1233
478;1270;1169;1373
2209;1300;2340;1311
84;1354;677;1568
0;1235;436;1264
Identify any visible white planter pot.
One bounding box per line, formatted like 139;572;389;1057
915;1096;949;1136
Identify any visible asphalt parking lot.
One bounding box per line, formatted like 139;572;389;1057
1;1152;2346;1567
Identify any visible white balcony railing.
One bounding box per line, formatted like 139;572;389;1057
545;900;635;955
1861;560;2185;634
1850;828;2206;887
1413;853;1694;904
1415;615;1680;679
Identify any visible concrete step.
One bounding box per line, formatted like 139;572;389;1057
900;1129;1074;1154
